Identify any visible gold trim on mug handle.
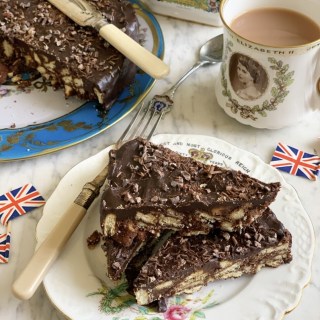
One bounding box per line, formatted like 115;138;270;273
317;78;320;94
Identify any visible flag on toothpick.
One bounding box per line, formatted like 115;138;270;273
0;222;11;264
0;184;45;226
270;142;320;181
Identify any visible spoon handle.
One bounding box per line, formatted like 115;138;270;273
165;60;209;99
138;59;215;128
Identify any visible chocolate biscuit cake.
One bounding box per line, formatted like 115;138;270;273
0;0;139;108
133;208;292;305
100;138;280;247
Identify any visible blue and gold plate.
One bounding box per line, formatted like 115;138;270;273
0;0;164;161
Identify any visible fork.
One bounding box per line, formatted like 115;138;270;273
11;92;172;301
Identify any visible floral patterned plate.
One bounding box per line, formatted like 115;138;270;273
0;0;164;161
36;134;314;320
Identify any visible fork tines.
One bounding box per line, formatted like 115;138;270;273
118;100;164;145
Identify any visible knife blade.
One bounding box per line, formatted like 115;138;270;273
47;0;169;79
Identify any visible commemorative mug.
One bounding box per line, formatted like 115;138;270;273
215;0;320;129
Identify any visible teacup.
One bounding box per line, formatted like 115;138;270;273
215;0;320;129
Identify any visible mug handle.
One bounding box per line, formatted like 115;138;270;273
311;55;320;110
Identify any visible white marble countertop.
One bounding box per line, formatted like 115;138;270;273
1;14;319;320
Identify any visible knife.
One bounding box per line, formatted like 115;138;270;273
46;0;169;79
12;166;108;300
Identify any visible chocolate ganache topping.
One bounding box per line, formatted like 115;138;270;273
0;0;139;108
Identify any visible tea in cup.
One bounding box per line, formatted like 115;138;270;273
215;0;320;129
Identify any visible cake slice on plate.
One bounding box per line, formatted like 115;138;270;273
0;0;139;108
100;137;281;247
132;208;292;305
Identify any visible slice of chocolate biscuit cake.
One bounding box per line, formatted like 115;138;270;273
0;0;139;108
133;208;292;305
100;138;280;247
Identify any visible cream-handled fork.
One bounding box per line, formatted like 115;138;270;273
12;34;223;300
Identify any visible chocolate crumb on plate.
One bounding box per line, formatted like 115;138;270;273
87;230;101;249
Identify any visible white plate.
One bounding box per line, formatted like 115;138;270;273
37;134;315;320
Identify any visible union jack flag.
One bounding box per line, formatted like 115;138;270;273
0;225;11;264
270;142;320;181
0;184;45;226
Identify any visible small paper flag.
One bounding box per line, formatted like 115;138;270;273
0;222;11;264
0;184;45;226
270;142;320;181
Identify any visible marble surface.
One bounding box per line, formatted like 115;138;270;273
0;13;319;320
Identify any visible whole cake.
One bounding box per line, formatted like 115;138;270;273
0;0;139;108
100;138;280;247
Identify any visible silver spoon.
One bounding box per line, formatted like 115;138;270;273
164;33;224;99
133;33;224;138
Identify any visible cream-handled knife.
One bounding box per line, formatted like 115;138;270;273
46;0;169;79
12;167;108;300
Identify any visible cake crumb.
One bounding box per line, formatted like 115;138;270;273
0;62;8;84
87;230;101;249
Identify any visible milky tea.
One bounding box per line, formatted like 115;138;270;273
230;8;320;46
